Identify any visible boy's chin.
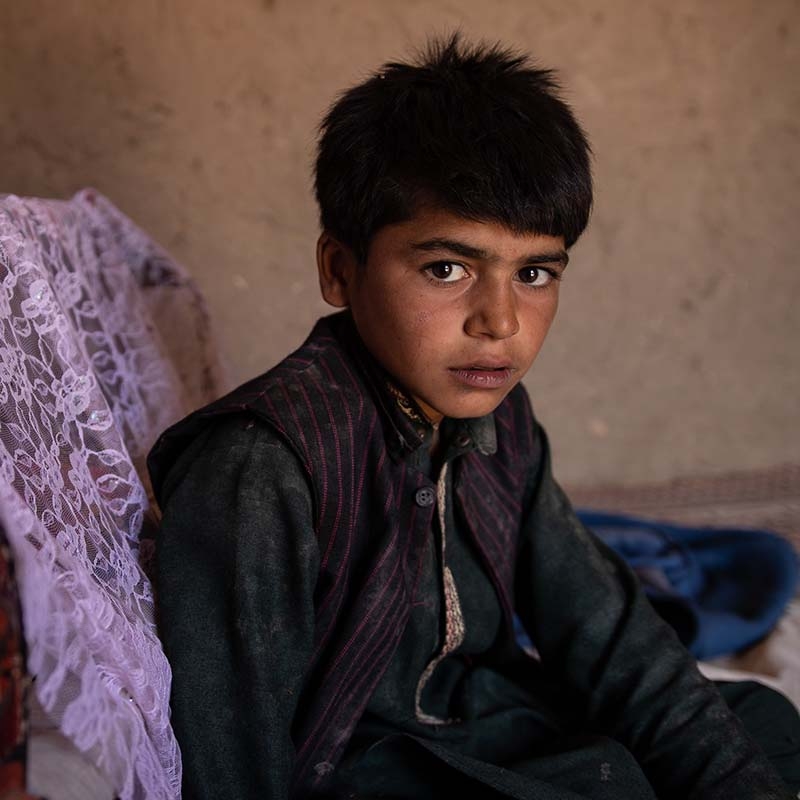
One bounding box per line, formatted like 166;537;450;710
418;389;515;424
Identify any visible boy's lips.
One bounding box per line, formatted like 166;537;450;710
450;356;515;371
448;363;516;389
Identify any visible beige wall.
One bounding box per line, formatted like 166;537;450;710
2;0;798;485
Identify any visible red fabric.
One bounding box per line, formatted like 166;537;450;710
0;526;37;799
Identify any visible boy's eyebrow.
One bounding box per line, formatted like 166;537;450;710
410;237;569;269
411;238;490;260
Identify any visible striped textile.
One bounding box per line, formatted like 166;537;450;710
149;310;540;795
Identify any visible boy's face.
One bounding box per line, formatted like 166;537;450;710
318;207;567;424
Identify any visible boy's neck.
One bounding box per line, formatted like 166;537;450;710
428;423;441;459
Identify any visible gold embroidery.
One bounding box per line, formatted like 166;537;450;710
386;381;429;427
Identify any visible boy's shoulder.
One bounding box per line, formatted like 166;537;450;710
260;311;368;405
147;313;382;500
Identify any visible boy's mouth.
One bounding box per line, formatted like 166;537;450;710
448;365;516;388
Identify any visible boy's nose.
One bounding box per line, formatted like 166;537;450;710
464;283;520;339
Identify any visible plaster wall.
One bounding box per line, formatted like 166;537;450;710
2;0;798;485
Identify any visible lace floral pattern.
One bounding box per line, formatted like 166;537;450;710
0;190;224;799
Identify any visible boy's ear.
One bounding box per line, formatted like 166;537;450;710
317;232;358;308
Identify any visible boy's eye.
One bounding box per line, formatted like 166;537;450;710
516;266;554;287
425;262;467;282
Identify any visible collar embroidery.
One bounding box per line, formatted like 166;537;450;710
385;380;431;429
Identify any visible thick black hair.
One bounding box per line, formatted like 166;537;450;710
314;34;593;263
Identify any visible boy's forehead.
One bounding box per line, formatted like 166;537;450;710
373;206;568;263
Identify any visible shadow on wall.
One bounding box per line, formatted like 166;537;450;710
1;1;799;485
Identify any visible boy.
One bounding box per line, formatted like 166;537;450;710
148;36;797;798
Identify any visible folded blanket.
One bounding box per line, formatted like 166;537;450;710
578;511;799;659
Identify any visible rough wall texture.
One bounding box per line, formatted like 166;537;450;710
1;0;798;485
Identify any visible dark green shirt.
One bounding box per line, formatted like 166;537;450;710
156;411;791;799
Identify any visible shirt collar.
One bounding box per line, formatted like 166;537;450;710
327;311;497;461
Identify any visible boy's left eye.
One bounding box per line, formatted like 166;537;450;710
516;266;554;287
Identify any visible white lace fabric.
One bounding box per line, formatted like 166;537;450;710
0;189;224;799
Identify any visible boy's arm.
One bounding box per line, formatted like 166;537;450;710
514;424;791;799
156;416;319;800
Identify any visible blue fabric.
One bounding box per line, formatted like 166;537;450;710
575;511;799;659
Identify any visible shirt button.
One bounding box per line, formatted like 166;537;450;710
455;433;472;448
414;487;436;507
